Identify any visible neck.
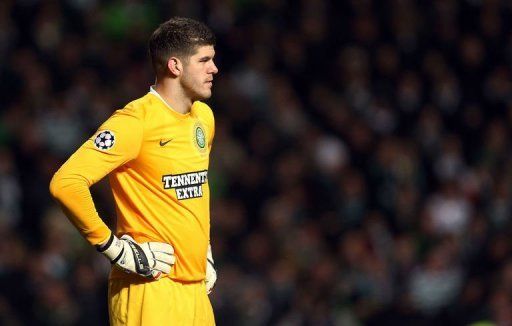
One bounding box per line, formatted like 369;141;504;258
154;79;193;114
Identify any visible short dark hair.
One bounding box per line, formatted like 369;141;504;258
149;17;216;76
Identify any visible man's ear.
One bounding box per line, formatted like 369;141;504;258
167;57;183;77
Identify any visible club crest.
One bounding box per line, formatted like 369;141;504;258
193;122;207;153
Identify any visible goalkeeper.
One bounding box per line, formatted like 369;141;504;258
50;17;218;325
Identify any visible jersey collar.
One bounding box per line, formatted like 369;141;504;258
149;86;191;118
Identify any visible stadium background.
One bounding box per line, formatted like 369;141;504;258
1;0;512;325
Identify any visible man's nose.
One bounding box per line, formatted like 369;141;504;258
210;63;219;74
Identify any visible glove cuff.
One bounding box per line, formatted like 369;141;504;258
96;233;124;263
207;244;214;266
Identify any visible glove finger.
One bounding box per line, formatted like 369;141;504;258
152;251;176;265
145;242;174;255
206;280;216;294
152;260;172;274
151;270;163;280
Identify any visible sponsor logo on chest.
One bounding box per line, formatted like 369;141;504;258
162;170;208;200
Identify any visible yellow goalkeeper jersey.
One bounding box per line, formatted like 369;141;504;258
50;88;214;282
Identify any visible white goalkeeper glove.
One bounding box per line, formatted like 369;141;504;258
205;244;217;294
97;233;175;280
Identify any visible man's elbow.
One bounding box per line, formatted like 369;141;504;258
49;173;64;202
50;171;90;202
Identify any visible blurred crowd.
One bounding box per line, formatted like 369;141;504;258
1;0;512;325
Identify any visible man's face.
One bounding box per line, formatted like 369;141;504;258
181;45;218;101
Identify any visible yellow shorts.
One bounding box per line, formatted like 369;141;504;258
108;276;215;326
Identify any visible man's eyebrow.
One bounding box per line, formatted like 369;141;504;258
199;55;214;61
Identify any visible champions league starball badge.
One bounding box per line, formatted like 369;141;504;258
94;130;115;150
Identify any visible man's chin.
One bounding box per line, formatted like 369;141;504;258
193;91;212;101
